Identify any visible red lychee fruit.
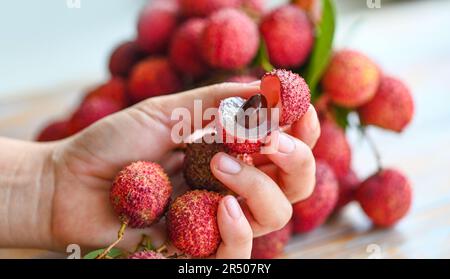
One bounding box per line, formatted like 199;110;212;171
179;0;241;17
335;169;360;211
82;78;128;109
358;76;414;132
137;2;179;53
36;120;70;142
69;97;122;134
260;5;314;68
251;221;293;259
128;57;182;104
128;250;166;259
169;18;209;79
322;49;380;108
292;161;338;233
167;190;223;257
110;161;172;228
202;8;259;70
261;69;311;126
312;119;351;179
356;169;412;227
108;41;147;78
226;75;258;83
241;0;265;17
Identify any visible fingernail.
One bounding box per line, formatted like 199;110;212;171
248;80;261;86
225;196;242;220
217;153;242;174
308;106;319;131
278;133;295;154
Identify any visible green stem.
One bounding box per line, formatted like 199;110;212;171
96;221;128;259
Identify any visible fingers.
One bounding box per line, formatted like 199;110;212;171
289;105;321;148
215;196;253;259
210;153;292;236
158;151;184;176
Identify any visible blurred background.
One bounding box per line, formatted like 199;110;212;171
0;0;449;258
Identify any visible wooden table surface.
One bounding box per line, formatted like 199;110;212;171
1;0;450;259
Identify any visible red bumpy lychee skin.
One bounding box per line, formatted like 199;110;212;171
167;190;223;258
261;69;311;126
292;161;338;233
356;169;412;227
108;41;147;78
335;169;360;211
137;2;179;53
358;76;414;132
128;57;182;104
202;8;259;70
260;5;314;68
82;77;128;109
322;49;380;108
179;0;241;17
69;97;122;134
110;161;172;228
128;250;166;259
36;120;70;142
169;18;209;79
251;221;293;259
312;119;351;179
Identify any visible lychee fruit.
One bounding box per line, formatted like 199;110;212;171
356;169;412;227
335;169;360;211
110;161;173;228
169;18;209;79
137;2;179;53
69;97;122;134
179;0;241;17
202;8;259;70
312;119;351;179
358;76;414;132
322;49;380;108
128;57;182;104
260;5;314;68
167;190;223;257
251;221;293;259
292;161;338;233
82;78;128;109
128;250;166;259
226;75;258;83
36;120;70;142
108;41;147;78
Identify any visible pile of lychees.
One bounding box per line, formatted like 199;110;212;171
36;0;414;259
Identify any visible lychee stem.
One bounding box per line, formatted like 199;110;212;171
96;221;128;259
361;127;382;172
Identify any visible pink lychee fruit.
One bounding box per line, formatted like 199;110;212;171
36;120;71;142
179;0;241;17
356;169;412;227
292;161;338;233
128;250;166;259
110;161;172;228
202;8;259;70
108;41;147;78
322;49;380;108
251;221;293;259
335;169;360;211
167;190;223;258
82;77;128;109
260;5;314;68
358;76;414;132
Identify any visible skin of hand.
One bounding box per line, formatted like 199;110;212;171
0;82;320;258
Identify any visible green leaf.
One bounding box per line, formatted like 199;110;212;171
83;248;123;259
253;40;274;72
304;0;336;98
332;105;351;129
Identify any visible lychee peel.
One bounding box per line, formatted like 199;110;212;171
251;221;293;259
110;161;173;228
356;169;412;227
109;41;147;78
180;0;241;17
36;120;70;142
83;78;128;109
128;250;166;259
167;190;223;257
335;169;360;211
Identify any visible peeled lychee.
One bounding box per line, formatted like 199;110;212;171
356;169;412;227
128;57;182;104
110;161;172;228
137;2;179;53
312;119;351;179
82;78;128;109
260;5;314;68
108;41;147;78
322;50;380;108
251;221;293;259
128;250;166;259
179;0;241;17
69;97;122;134
169;18;209;79
335;169;360;211
202;8;259;70
36;120;70;142
292;161;338;233
358;76;414;132
167;190;222;257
